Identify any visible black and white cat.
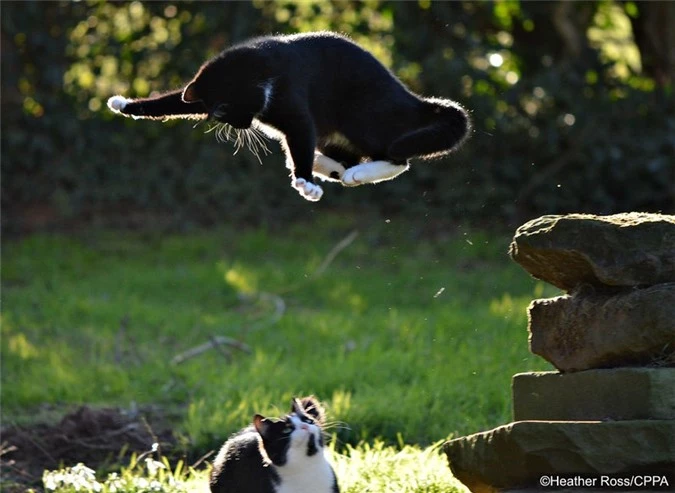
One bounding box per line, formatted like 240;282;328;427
209;396;339;493
108;31;471;202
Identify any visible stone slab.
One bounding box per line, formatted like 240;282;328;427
528;283;675;371
512;369;675;421
509;213;675;291
444;420;675;493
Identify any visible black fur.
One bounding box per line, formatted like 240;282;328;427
108;32;470;199
208;426;281;493
209;396;339;493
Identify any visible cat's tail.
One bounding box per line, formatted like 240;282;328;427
107;89;208;121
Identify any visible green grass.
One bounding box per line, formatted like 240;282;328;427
39;441;466;493
2;214;557;491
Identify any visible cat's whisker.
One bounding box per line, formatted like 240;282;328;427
320;419;350;434
233;129;245;155
205;122;271;165
249;126;271;156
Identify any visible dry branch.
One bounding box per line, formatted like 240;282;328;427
171;336;251;366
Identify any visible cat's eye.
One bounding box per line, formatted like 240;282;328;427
213;104;228;118
282;424;293;434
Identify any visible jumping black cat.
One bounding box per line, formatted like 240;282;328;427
209;396;339;493
108;31;471;201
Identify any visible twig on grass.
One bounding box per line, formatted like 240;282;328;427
170;290;283;364
171;336;251;366
312;230;359;279
242;291;286;334
190;449;215;469
209;334;235;363
278;230;359;294
170;232;356;365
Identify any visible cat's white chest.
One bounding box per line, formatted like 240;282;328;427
274;453;335;493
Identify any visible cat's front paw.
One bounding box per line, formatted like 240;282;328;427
292;178;324;202
107;95;130;113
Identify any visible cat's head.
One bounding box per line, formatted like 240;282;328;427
253;396;327;466
181;47;270;129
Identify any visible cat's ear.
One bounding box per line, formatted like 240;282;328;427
292;396;325;424
253;414;270;436
182;81;201;103
291;398;305;417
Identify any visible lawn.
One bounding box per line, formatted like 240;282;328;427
2;213;556;491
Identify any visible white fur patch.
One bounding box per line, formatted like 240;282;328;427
292;178;324;201
313;152;346;182
341;161;409;187
275;415;335;493
107;95;129;113
255;120;284;141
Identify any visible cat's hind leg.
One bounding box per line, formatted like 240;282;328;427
341;161;409;187
313;152;346;182
387;103;470;161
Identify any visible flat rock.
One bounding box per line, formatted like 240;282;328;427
444;420;675;493
512;369;675;421
509;213;675;291
528;283;675;372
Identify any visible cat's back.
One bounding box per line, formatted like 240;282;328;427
255;32;412;130
283;32;393;76
210;427;276;493
247;32;400;87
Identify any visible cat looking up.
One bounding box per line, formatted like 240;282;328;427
209;396;339;493
108;31;471;202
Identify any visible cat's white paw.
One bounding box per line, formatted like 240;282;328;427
107;95;129;113
341;166;367;187
292;178;324;201
342;161;409;187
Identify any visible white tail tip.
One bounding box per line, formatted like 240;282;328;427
107;95;129;113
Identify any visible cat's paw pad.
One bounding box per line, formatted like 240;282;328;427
292;178;324;202
107;95;129;113
341;167;365;187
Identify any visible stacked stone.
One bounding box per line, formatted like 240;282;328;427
444;213;675;492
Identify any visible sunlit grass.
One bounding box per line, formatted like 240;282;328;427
3;214;557;490
38;441;467;493
332;441;467;493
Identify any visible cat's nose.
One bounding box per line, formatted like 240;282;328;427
299;423;310;431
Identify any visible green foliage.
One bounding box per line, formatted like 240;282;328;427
2;1;672;233
40;441;466;493
1;217;551;451
332;441;466;493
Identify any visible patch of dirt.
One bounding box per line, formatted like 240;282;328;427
1;405;179;492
